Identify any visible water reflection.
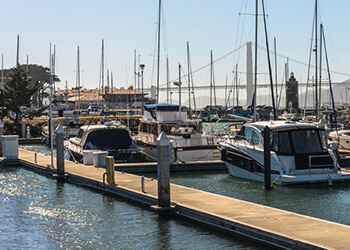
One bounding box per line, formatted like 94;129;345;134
0;166;259;249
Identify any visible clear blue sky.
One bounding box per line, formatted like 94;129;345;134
1;0;349;105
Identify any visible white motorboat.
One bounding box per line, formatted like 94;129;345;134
65;121;145;163
219;120;350;185
42;117;84;146
328;130;350;150
134;103;221;162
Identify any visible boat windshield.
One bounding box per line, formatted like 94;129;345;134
274;129;324;154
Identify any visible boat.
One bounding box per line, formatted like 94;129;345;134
134;103;221;162
218;120;350;185
42;117;84;146
65;121;145;163
328;129;350;150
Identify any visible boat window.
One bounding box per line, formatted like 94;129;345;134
291;129;323;154
77;129;84;139
319;130;327;148
278;132;292;154
141;123;150;133
271;132;279;151
160;124;170;134
244;127;260;145
151;124;158;135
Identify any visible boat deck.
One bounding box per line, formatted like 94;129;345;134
4;148;350;249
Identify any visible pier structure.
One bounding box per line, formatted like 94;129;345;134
2;149;350;249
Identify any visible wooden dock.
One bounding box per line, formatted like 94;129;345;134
2;149;350;249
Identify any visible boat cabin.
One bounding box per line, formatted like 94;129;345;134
236;121;333;170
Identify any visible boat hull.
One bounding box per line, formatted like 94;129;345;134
225;158;350;185
137;140;221;163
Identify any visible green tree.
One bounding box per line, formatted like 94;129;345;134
3;66;40;122
1;64;60;107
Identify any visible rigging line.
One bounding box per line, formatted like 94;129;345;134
234;0;249;66
212;56;217;109
187;44;196;110
277;68;285;110
160;4;169;57
318;2;342;75
255;43;350;77
159;43;246;87
322;25;338;138
304;10;316;117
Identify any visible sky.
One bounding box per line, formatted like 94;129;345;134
1;0;350;107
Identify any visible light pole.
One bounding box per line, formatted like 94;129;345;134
140;64;145;114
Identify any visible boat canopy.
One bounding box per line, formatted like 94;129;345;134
53;105;73;111
144;103;184;120
83;129;133;151
68;119;85;127
144;103;182;111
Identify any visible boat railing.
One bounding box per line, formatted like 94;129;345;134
308;155;335;174
169;135;217;148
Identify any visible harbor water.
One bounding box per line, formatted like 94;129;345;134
5;144;350;249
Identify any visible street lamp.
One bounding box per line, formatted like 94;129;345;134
140;64;145;114
173;81;182;123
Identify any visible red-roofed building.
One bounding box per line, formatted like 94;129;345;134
54;87;147;109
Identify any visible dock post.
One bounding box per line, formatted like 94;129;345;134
156;132;171;209
0;120;3;157
105;156;115;184
56;124;65;181
26;126;30;139
141;176;145;193
263;126;272;190
21;117;26;138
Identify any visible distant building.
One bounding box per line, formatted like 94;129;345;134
54;87;147;109
285;72;299;110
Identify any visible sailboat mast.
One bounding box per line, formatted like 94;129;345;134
0;55;3;87
315;0;318;120
187;41;191;115
16;35;20;67
76;46;81;114
210;50;213;112
319;23;323;113
102;40;105;99
111;71;114;109
274;37;278;108
262;0;277;120
166;56;170;103
253;0;258;122
178;63;182;125
49;43;54;168
225;74;228;111
53;45;56;93
134;49;137;111
236;64;238;107
156;0;161;103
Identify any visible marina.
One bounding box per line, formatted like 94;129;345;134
2;0;350;249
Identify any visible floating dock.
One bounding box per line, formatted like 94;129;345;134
2;149;350;249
